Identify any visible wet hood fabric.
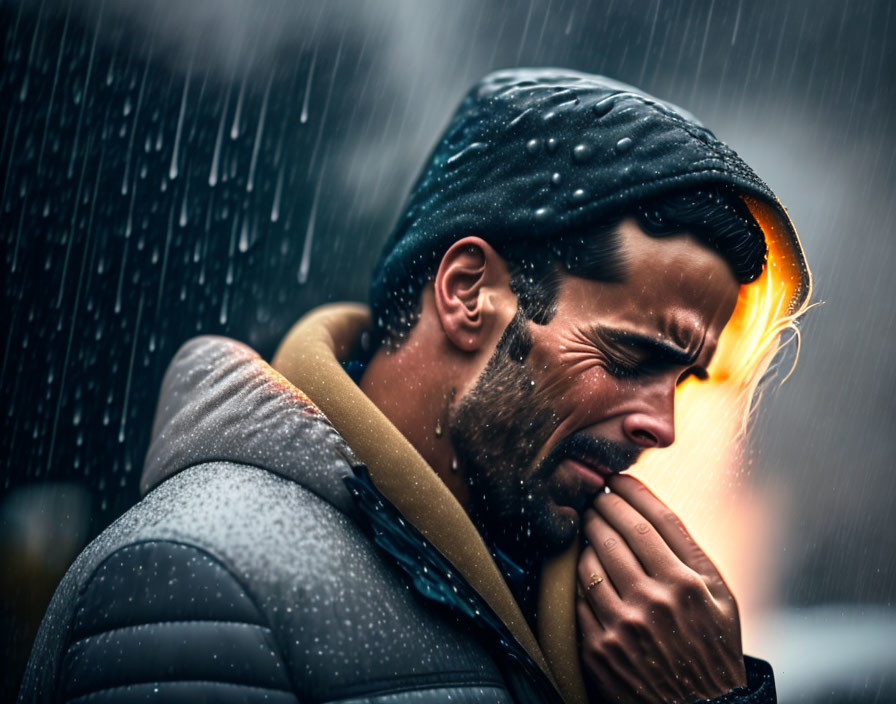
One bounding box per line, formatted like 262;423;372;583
371;68;809;320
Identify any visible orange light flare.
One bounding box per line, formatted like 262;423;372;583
630;196;811;650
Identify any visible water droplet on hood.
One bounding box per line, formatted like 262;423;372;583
546;137;559;153
525;138;541;154
446;141;488;166
534;206;553;221
592;99;614;118
551;172;562;185
615;137;633;153
573;143;593;162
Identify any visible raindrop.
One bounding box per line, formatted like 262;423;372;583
572;143;593;162
525;138;541;154
592;98;614;119
271;164;284;222
546;137;558;152
301;48;317;125
124;170;138;238
615;137;634;153
299;178;323;285
534;206;552;221
572;188;587;202
239;218;250;253
209;83;232;187
231;71;248;139
220;289;230;325
114;234;130;314
169;65;191;181
247;71;274;193
551;172;562;185
179;184;189;227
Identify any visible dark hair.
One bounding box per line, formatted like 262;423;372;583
374;185;766;347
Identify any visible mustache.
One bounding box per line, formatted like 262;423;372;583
538;432;641;478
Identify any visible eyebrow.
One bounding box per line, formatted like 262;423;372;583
596;325;708;374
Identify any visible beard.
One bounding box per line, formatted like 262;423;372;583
449;311;639;563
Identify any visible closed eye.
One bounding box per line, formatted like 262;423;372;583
589;325;708;385
676;367;710;386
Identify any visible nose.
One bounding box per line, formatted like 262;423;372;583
621;405;675;449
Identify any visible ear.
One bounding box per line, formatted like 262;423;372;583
434;237;516;352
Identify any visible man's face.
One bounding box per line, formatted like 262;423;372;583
449;219;741;559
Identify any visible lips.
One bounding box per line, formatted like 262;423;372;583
541;433;640;509
566;452;616;478
561;456;610;494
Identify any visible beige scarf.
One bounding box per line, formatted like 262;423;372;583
272;303;587;704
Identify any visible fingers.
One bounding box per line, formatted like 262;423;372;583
606;475;729;595
577;544;623;626
582;507;646;598
592;484;683;579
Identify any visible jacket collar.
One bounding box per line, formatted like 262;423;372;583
140;335;361;516
272;303;586;704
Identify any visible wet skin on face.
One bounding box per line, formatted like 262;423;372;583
449;219;741;560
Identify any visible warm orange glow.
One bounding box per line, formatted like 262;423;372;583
631;197;811;645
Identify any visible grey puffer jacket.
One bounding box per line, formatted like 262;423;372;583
19;335;775;703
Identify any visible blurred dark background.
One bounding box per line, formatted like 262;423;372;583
2;0;894;701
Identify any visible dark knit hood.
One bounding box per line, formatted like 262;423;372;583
370;67;809;322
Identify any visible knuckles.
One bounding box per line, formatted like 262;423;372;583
673;572;708;601
616;610;652;640
644;592;676;620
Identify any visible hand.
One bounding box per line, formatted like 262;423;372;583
576;474;747;703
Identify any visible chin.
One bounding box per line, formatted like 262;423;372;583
531;503;581;556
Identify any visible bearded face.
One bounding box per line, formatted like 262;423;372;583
449;311;638;561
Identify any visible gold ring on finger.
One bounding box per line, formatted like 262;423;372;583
587;574;604;591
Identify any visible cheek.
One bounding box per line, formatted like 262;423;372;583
531;354;620;419
527;327;630;420
561;365;619;414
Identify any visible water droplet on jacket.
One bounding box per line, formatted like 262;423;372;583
546;137;558;152
526;138;541;154
615;137;633;153
573;143;593;162
572;188;587;202
535;206;552;221
551;172;562;185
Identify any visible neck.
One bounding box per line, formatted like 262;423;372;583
359;329;472;511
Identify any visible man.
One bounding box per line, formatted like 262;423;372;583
20;69;810;703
